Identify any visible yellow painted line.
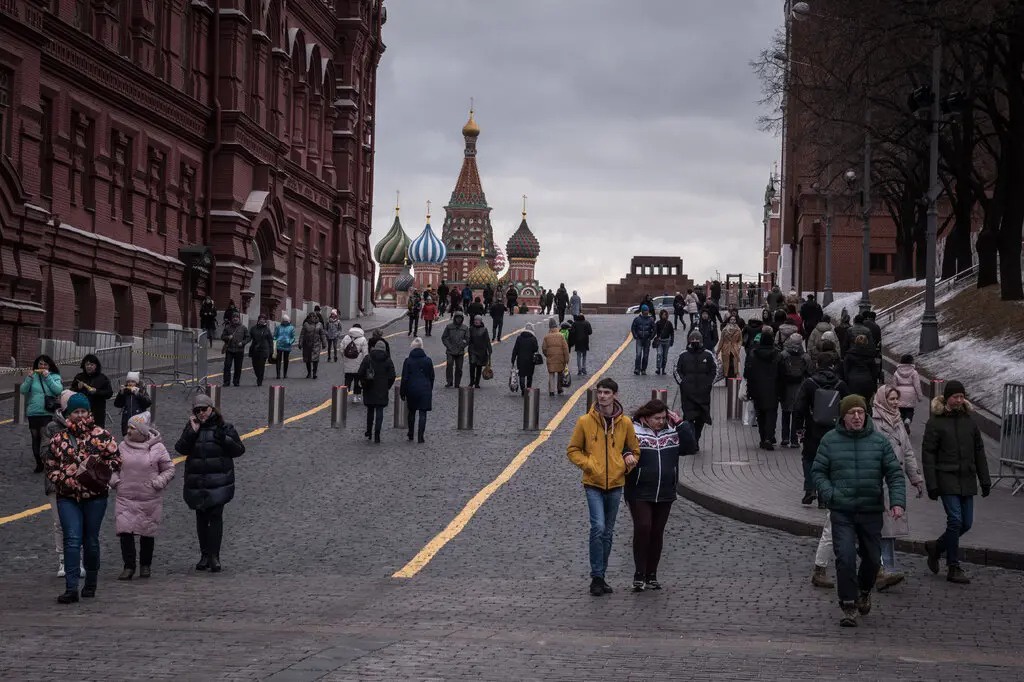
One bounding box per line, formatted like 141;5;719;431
0;326;527;528
392;333;634;579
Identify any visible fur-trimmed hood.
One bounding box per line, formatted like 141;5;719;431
931;395;974;416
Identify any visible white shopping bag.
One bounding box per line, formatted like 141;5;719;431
742;401;756;427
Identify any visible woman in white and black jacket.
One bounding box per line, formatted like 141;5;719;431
625;399;698;592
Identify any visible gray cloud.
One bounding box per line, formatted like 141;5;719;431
372;0;781;301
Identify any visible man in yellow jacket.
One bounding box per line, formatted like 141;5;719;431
567;377;640;596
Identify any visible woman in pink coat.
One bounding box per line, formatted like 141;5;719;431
110;411;174;580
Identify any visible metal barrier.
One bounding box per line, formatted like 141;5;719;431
12;383;26;424
994;383;1024;496
651;389;668;403
141;328;207;390
393;385;408;429
523;388;540;430
331;385;348;427
585;388;597;413
268;386;285;427
149;384;160;425
928;379;946;401
457;387;474;430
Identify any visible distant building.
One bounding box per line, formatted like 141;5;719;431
441;110;496;284
601;257;695;312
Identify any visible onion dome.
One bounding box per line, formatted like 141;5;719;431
466;251;498;289
394;261;415;292
492;244;507;276
373;204;411;265
506;201;540;259
408;214;447;264
462;109;480;138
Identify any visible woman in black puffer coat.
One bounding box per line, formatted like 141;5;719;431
625;399;698;592
175;393;245;573
841;335;880;409
510;325;540;394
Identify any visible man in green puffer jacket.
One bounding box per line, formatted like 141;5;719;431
812;394;907;628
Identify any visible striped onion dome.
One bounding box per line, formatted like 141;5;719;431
506;216;540;259
408;221;447;264
394;263;415;292
492;243;507;276
373;214;411;265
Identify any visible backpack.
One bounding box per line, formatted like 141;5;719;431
343;338;360;359
783;353;805;381
810;379;840;428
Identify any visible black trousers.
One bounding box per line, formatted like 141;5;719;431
469;363;484;387
365;405;384;437
223;352;244;386
518;370;534;394
344;372;362;395
275;351;291;378
439;299;447;315
305;360;320;378
327;338;339;361
28;415;52;468
492;318;504;340
674;311;686;330
424;319;433;336
119;533;155;569
408;316;419;336
446;353;465;387
689;417;706;444
628;500;673;579
408;408;427;440
756;407;778;444
195;505;224;557
252;355;268;386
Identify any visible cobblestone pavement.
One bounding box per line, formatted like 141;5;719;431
1;315;1023;680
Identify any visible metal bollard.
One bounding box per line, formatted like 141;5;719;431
267;385;285;427
651;389;668;403
586;388;597;413
331;385;349;427
149;384;159;425
393;385;408;428
929;378;946;401
727;378;742;420
205;384;222;412
457;386;475;430
12;382;26;424
523;388;541;430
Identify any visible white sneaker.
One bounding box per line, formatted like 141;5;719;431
57;558;65;578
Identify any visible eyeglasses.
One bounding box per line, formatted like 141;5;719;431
192;407;210;416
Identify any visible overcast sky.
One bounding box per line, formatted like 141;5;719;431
371;0;782;302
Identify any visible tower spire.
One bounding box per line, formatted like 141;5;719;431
522;194;527;219
426;199;431;221
395;190;400;215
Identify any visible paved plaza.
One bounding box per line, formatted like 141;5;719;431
2;315;1023;680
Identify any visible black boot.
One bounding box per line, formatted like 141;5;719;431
209;555;222;573
118;567;134;581
57;590;79;604
139;566;151;579
312;362;319;379
81;572;98;598
33;454;44;473
195;554;210;571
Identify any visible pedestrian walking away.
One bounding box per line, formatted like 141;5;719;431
510;324;541;394
422;297;439;337
569;290;582;317
400;338;435;443
46;393;122;603
566;378;640;596
248;314;275;386
358;341;397;443
221;313;250;387
892;354;923;429
672;292;686;332
569;314;594;375
467;316;492;388
625;399;697;591
505;286;519;315
299;311;328;379
631;305;655;375
274;314;296;378
341;325;369;402
794;342;848;506
812;394;906;627
542;318;570;396
111;411;174;581
841;334;880;408
778;333;810;449
200;296;219;347
871;385;925;591
325;309;344;361
407;289;423;337
442;312;470;388
437;281;450;317
744;332;782;449
113;371;152;437
554;284;570;323
922;380;991;585
800;294;823;333
20;354;63;473
70;354;114;429
176;393;245;574
489;299;506;341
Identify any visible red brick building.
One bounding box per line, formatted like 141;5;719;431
0;0;384;363
603;257;695;312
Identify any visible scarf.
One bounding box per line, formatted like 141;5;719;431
872;385;903;431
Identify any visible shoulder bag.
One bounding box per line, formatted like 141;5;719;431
37;374;61;413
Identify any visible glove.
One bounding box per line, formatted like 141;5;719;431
981;486;991;498
927;489;939;501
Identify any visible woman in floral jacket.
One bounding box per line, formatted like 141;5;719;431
45;393;122;604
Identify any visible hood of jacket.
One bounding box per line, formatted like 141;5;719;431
347;327;365;338
783;338;804;355
751;346;779;362
452;313;465;326
747;319;763;332
588;399;625;427
409;348;427;360
813;350;840;371
814;321;832;334
370;348;389;362
809;368;842;388
931;395;974;417
894;364;917;380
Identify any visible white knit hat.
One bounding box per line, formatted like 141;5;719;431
126;371;141;383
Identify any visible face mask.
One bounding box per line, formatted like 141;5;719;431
689;342;701;351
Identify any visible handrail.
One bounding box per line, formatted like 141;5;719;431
877;263;979;324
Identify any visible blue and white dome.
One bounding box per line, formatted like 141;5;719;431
408;221;447;264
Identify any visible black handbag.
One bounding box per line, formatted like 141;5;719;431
37;374;60;413
532;352;544;366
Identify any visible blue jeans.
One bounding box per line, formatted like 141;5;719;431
655;342;670;373
576;351;588;374
585;486;623;579
937;495;974;566
829;510;882;603
634;340;651;373
57;496;108;592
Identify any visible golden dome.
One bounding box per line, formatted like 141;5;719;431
462;110;480;138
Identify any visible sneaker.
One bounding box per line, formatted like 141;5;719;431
811;565;834;588
600;578;614;594
855;590;872;615
875;571;905;592
801;491;816;505
947;565;971;584
839;602;858;627
589;578;604;597
645;575;662;590
57;558;65;578
925;540;940;575
634;370;640;376
780;440;790;448
632;576;646;593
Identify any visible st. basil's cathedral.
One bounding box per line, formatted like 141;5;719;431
373;110;543;310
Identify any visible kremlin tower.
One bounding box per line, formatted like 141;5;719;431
409;202;447;291
505;196;542;311
442;108;496;284
373;197;412;308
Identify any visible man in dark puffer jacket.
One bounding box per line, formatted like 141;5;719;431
812;394;906;628
922;380;991;585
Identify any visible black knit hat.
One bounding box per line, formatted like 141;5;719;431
900;354;914;364
943;380;966;400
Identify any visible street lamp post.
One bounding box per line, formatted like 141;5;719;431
822;192;834;306
859;106;872;314
919;36;942;353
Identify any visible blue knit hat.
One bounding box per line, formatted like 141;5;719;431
64;392;91;416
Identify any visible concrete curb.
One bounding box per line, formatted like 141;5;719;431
676;480;1024;572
